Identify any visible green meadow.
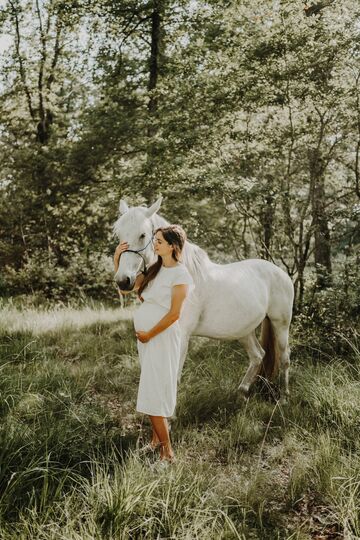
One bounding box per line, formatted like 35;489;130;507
0;299;359;539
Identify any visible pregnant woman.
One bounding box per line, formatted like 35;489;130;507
114;225;194;465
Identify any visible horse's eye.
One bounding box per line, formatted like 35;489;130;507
140;233;145;240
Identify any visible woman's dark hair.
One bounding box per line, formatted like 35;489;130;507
138;224;187;297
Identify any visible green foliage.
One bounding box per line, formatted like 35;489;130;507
1;0;359;311
295;254;360;354
0;249;116;301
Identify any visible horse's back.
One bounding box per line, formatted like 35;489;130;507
226;259;294;322
192;259;293;338
209;258;292;290
190;259;288;338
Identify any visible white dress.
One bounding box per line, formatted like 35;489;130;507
133;263;194;417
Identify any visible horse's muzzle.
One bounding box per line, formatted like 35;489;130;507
116;276;134;291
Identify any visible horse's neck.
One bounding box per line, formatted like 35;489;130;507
183;242;211;283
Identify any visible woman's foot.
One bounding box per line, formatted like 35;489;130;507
150;429;160;448
150;437;160;448
160;454;176;464
159;443;175;463
138;441;160;455
150;442;161;450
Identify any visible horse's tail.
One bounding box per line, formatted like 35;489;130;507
259;316;280;380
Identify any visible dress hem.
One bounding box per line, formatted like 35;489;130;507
136;406;174;417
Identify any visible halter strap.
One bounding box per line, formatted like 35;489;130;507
122;232;154;275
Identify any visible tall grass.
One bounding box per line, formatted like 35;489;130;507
0;297;133;335
0;300;359;538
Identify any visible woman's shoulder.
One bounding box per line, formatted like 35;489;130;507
174;263;190;274
171;264;194;285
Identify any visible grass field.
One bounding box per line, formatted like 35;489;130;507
0;298;359;539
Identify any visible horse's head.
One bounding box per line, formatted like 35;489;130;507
112;197;162;291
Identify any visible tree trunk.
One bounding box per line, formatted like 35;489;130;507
143;0;165;200
261;176;274;259
308;148;332;288
147;1;164;130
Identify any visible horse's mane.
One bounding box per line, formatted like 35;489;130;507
151;213;210;283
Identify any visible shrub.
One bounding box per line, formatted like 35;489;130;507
0;250;116;302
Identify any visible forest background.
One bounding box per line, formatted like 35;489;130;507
0;0;359;327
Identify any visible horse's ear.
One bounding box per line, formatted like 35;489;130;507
145;196;163;218
119;199;129;215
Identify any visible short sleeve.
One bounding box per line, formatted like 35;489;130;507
171;266;194;288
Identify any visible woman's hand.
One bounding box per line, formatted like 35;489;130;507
136;330;151;343
114;241;129;272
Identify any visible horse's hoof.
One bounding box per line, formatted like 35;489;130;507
238;385;249;400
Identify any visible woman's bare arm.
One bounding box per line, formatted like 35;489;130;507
114;241;128;273
134;273;145;291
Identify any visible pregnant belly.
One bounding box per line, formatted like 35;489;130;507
133;301;168;332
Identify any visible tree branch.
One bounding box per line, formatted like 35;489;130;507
46;13;63;90
35;0;47;122
8;0;35;120
304;1;335;17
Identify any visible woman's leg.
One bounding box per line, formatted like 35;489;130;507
149;415;174;461
150;427;160;447
150;418;171;447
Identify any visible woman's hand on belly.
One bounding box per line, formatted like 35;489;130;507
135;330;151;343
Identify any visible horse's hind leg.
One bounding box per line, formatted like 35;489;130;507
271;320;291;397
238;332;264;398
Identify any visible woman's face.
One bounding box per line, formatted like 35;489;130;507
154;231;173;258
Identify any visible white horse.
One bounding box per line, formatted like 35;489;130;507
113;197;294;397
